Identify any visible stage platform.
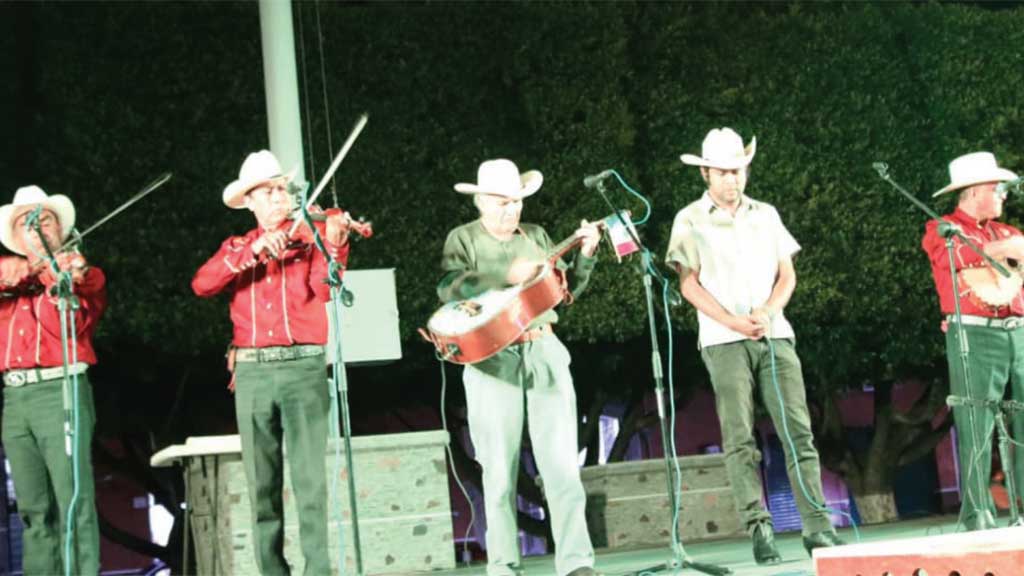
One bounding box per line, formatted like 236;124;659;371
430;514;977;576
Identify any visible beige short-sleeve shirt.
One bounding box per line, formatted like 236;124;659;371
665;192;801;348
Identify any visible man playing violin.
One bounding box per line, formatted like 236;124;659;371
0;185;106;575
438;159;602;576
922;151;1023;531
192;150;350;575
666;128;841;564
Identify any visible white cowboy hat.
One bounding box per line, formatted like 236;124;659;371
222;150;298;209
454;159;543;199
932;152;1018;197
680;127;757;170
0;186;76;255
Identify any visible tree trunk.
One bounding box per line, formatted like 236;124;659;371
851;491;899;524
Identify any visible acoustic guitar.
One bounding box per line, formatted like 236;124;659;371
422;218;612;364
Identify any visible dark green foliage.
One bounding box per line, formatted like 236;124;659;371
4;0;1024;561
2;0;1023;417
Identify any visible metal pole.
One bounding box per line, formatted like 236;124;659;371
257;0;306;184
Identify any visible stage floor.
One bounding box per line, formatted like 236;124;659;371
430;514;968;576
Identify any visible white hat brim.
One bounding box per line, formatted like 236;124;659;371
680;138;757;170
932;167;1019;197
454;169;543;199
222;166;298;209
0;195;76;255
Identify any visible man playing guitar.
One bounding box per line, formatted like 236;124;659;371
438;158;601;576
922;151;1023;531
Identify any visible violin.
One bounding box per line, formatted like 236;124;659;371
284;206;374;251
0;249;88;297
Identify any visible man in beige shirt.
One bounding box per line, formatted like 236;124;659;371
665;128;842;564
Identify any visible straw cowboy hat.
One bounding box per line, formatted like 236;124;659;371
454;159;543;199
0;186;76;255
932;152;1018;197
680;127;757;170
222;150;298;209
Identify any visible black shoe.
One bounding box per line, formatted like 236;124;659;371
802;530;846;556
751;522;782;565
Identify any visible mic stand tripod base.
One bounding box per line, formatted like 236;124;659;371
624;254;731;576
586;182;730;576
629;550;733;576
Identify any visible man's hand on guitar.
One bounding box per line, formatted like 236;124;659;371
507;258;543;285
984;235;1024;261
576;219;601;257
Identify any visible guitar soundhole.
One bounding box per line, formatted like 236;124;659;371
456;301;482;317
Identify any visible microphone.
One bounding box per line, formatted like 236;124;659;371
997;176;1023;196
583;169;614;189
666;289;683;307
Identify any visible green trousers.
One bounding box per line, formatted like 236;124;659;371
464;334;595;576
234;354;331;576
2;375;99;576
945;323;1024;528
700;338;833;535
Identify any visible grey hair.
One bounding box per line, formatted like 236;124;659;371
958;184;984;204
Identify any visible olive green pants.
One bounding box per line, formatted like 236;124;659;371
234;354;330;576
2;375;99;575
701;339;833;535
945;324;1024;528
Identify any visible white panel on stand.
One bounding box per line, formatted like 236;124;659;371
326;268;402;366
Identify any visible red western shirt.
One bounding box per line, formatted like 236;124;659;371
921;207;1024;318
0;266;107;370
191;220;349;348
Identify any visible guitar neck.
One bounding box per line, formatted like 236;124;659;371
545;215;613;262
548;235;584;263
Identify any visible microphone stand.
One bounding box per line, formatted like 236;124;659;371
946;396;1024;526
24;207;82;576
295;188;364;575
589;178;730;576
874;162;1004;529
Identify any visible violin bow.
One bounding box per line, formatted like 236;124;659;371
287;113;369;237
59;171;173;252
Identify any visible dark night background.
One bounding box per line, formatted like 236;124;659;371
1;0;1024;572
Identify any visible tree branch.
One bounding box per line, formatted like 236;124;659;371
897;417;954;468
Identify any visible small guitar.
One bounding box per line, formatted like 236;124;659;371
422;216;614;364
959;260;1023;309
